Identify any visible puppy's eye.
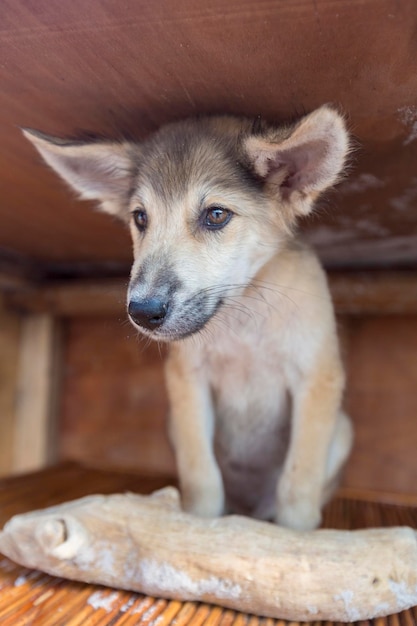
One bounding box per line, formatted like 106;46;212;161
202;206;233;230
132;209;148;232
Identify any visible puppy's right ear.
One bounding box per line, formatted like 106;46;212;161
244;106;350;217
22;129;137;219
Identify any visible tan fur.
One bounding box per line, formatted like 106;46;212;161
24;105;353;530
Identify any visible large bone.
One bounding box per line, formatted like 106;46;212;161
1;487;417;621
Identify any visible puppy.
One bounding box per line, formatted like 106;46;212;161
24;105;353;530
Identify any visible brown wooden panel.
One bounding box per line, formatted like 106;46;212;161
12;314;62;473
329;271;417;315
342;315;417;494
0;297;21;477
0;0;416;269
58;317;174;475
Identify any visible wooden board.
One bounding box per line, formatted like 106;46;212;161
12;314;61;473
58;318;175;476
0;464;417;625
0;0;417;272
343;314;417;495
0;296;21;477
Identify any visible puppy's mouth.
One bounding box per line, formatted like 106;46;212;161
128;293;224;341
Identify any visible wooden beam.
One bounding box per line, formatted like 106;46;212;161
3;271;417;317
5;279;127;317
0;251;43;291
329;271;417;315
0;270;31;291
12;314;62;473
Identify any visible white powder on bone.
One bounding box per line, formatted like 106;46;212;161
388;580;417;608
139;559;242;600
334;590;361;622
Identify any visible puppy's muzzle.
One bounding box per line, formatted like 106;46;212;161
128;297;169;331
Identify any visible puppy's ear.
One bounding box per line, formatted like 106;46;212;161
244;106;349;216
22;129;136;218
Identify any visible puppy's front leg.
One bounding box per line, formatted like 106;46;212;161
277;345;345;531
165;347;224;518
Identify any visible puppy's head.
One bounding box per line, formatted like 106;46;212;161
24;106;349;340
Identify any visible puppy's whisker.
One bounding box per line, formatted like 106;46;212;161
209;315;241;340
221;300;261;324
248;284;300;315
252;279;328;301
133;329;153;353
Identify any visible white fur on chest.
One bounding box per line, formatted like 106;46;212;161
203;307;291;463
203;293;294;409
207;322;288;414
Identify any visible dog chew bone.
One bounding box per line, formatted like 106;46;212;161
1;488;417;622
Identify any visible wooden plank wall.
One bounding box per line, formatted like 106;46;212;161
0;296;21;476
59;318;174;476
343;315;417;494
57;313;417;494
0;303;62;477
12;314;61;473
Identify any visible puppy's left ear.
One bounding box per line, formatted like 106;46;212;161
22;129;137;219
244;106;349;216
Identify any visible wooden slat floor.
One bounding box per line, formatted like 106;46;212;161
1;464;417;626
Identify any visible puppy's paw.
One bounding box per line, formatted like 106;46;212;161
276;499;322;531
276;481;322;530
181;470;225;518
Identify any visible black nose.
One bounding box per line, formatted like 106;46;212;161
128;298;169;330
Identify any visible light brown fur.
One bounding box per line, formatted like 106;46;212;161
24;105;353;530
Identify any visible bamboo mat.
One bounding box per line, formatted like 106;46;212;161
1;463;417;626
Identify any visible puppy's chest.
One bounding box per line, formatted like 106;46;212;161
204;322;289;421
204;322;290;481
